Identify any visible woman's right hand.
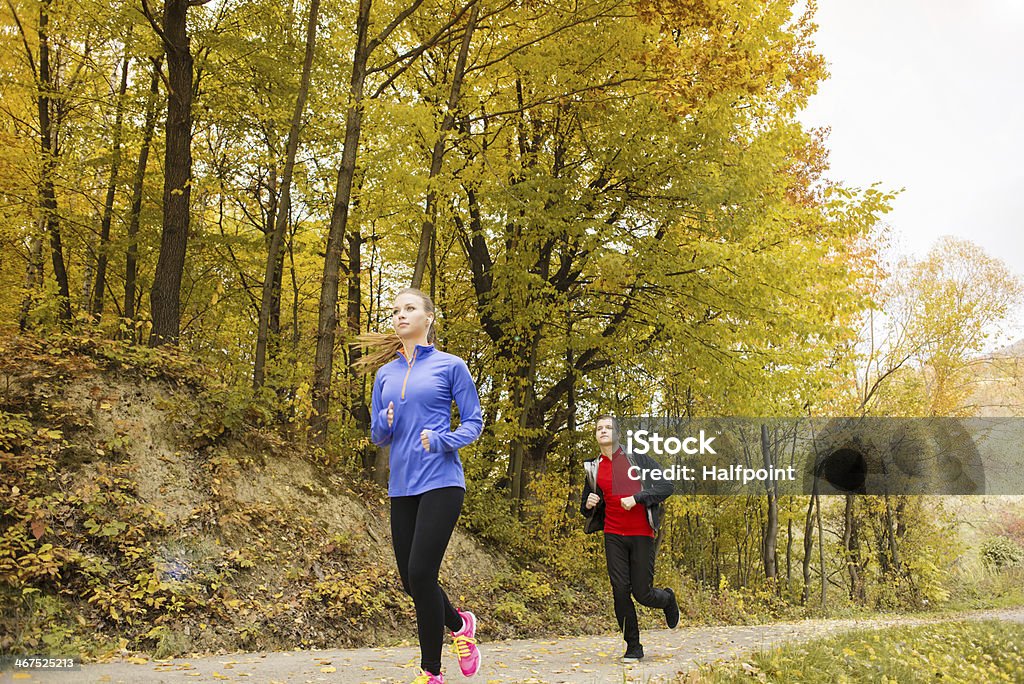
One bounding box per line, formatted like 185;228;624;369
586;493;601;509
387;401;394;427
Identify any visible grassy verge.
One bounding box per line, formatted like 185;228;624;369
945;566;1024;611
681;619;1024;683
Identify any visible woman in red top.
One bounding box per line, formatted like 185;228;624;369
581;415;679;662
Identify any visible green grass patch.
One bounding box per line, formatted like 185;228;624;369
946;567;1024;611
686;619;1024;683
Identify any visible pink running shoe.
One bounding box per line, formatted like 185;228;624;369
411;670;444;684
450;609;481;677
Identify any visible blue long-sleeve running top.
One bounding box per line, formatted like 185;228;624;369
370;343;483;497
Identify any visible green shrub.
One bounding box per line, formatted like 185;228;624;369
980;535;1024;570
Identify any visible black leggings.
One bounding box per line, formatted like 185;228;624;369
391;486;465;675
604;532;672;648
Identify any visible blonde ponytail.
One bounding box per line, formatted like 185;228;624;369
353;332;404;374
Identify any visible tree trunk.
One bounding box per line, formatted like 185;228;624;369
81;237;95;308
309;0;371;443
124;58;161;330
884;494;902;572
92;46;131;317
816;489;826;611
37;0;72;324
150;0;196;346
508;325;543;505
786;515;793;592
264;161;281;340
346;228;374;476
254;0;321;387
288;227;301;348
761;424;778;581
895;495;907;540
801;491;815;605
18;226;44;330
842;494;863;602
564;309;578;518
270;246;284;339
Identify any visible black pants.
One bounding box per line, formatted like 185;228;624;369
391;486;465;675
604;532;672;648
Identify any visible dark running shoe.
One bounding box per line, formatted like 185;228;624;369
664;587;680;629
622;644;644;663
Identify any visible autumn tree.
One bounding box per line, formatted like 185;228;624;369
142;0;209;345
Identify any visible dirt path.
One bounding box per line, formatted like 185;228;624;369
7;607;1024;684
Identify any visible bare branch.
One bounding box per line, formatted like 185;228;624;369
5;0;38;82
368;0;480;96
466;0;627;74
367;0;429;54
462;76;644;124
139;0;170;47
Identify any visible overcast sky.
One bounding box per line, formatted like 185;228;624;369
798;0;1024;346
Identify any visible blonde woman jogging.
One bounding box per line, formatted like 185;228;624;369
360;287;483;684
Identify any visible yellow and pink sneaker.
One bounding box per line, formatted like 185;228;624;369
450;609;481;677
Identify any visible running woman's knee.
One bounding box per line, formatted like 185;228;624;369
407;562;439;598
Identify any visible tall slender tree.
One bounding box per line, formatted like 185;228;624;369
123;57;163;330
253;0;321;387
91;42;131;318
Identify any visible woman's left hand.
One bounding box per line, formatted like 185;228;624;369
621;496;636;510
421;430;431;451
